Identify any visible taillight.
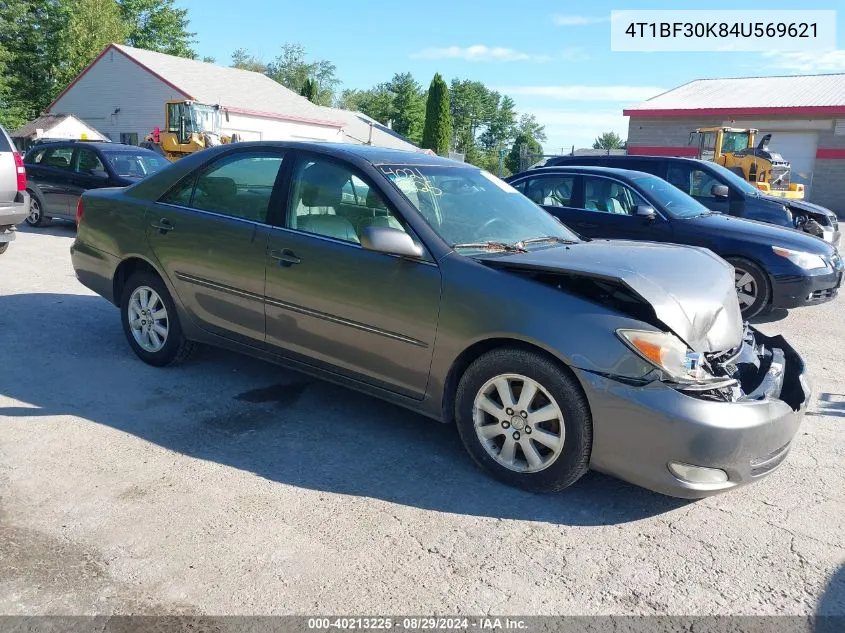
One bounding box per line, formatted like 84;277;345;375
13;152;26;192
76;197;84;224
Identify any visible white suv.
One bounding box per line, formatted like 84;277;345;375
0;124;30;254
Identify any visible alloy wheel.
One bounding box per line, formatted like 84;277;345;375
734;267;758;311
128;285;169;353
472;373;565;473
27;198;41;225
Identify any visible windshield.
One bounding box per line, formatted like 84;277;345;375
705;161;760;196
379;165;580;252
188;105;219;134
631;174;712;218
104;151;169;178
722;131;750;153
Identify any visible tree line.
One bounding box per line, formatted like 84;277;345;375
231;44;547;174
0;1;548;173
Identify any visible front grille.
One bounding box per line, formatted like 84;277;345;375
750;442;791;477
769;166;791;190
808;288;837;301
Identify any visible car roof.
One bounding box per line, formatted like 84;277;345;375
549;154;713;167
186;141;472;168
27;141;139;152
518;165;654;179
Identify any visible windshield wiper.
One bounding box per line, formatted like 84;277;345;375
452;241;528;253
514;235;579;248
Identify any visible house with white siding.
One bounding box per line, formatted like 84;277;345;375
47;43;419;152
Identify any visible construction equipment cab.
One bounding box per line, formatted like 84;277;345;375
142;100;238;161
688;127;805;200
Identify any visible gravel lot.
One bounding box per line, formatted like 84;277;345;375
1;224;843;617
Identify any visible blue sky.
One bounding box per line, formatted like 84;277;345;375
179;0;844;152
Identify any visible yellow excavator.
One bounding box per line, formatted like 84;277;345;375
141;100;240;161
688;127;805;199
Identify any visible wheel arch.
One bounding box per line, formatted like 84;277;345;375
112;255;166;306
721;253;774;302
440;337;584;424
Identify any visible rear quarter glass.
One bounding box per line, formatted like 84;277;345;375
0;126;12;152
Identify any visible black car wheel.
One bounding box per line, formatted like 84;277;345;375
120;271;195;366
25;191;51;227
455;347;592;493
727;257;771;319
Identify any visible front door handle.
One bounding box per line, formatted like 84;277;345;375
269;248;301;267
151;218;175;234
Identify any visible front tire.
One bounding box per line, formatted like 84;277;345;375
25;191;51;227
727;257;771;319
455;348;592;493
120;272;194;366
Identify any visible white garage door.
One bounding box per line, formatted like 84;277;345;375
757;130;818;195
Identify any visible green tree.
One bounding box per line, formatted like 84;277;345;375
0;0;69;128
449;79;499;163
479;94;517;152
60;0;127;87
421;73;451;155
505;132;543;174
388;72;425;143
231;48;265;73
117;0;196;58
337;86;395;124
201;55;215;63
517;113;547;143
592;131;626;150
265;43;339;106
300;77;318;103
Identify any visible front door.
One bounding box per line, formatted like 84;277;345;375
146;149;286;346
263;153;441;398
67;147;113;211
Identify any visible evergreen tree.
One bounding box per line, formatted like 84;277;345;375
421;73;452;155
300;77;318;103
506;132;542;174
117;0;196;58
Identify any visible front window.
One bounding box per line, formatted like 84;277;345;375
379;165;580;251
706;161;761;196
104;151;169;178
167;103;219;135
722;131;750;154
631;174;711;218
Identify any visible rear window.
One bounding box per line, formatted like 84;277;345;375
0;126;12;152
103;151;169;177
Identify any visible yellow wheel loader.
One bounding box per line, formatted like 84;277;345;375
688;127;805;200
141;100;240;161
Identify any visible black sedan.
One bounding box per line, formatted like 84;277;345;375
23;141;169;227
507;166;843;318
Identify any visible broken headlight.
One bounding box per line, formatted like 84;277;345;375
616;329;715;384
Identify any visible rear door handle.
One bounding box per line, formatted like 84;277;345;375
269;248;301;267
151;218;175;234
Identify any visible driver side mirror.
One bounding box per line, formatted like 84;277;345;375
711;184;730;199
360;226;423;258
635;205;657;219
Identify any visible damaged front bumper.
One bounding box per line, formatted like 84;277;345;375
576;326;810;498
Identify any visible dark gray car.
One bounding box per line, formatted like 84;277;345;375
0;124;31;254
71;142;810;498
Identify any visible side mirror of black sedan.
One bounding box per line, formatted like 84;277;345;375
711;184;730;198
635;205;657;219
361;226;423;259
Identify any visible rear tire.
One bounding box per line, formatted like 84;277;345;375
0;242;8;255
25;191;51;227
726;257;771;319
120;271;194;367
455;347;592;493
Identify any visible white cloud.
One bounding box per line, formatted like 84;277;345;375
410;45;550;63
762;50;845;73
496;85;665;102
560;47;590;62
552;14;608;26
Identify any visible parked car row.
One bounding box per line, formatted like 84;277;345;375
70;141;819;499
506;165;843;319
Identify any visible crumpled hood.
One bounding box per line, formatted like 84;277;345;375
765;195;837;219
477;240;743;353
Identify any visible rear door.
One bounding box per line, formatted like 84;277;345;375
514;173;587;232
26;146;75;218
146;149;286;346
665;163;731;214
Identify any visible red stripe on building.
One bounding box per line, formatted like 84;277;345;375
627;146;699;157
48;44;192;112
624;106;845;118
816;148;845;160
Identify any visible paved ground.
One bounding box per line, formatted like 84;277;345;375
1;224;843;616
